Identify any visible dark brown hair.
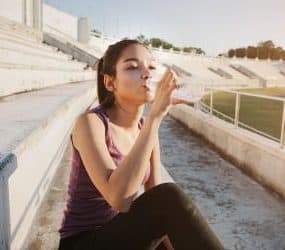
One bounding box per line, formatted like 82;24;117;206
96;39;149;108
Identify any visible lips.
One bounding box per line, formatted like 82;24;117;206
143;84;151;91
142;80;151;90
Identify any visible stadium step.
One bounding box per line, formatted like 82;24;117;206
0;66;94;97
0;81;97;250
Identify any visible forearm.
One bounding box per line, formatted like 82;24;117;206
144;134;162;191
108;115;161;210
107;68;178;211
162;235;174;250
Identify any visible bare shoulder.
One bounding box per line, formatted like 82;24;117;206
72;112;106;150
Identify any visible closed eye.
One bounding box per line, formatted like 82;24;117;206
126;65;138;70
126;65;156;70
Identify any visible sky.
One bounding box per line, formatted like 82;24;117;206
44;0;285;56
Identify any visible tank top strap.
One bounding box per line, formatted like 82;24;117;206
88;105;145;133
87;105;110;137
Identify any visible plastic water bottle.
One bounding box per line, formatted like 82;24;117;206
149;65;205;103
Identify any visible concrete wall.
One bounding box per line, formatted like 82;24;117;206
169;104;285;198
0;0;42;30
32;0;43;30
0;0;24;23
43;4;78;40
78;17;90;44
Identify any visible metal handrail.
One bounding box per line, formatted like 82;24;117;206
200;102;234;123
201;101;280;142
210;87;285;102
238;121;280;142
199;88;285;148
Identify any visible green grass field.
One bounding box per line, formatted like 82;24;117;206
202;87;285;140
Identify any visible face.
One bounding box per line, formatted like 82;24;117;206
107;44;157;105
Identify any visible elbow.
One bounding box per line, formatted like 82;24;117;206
109;195;132;213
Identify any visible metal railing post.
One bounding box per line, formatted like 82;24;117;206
280;101;285;148
0;153;16;250
234;92;240;128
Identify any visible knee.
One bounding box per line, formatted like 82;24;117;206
153;183;196;213
150;183;188;206
131;183;179;209
131;183;193;213
152;182;181;199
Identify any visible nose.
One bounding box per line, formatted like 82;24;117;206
140;66;151;80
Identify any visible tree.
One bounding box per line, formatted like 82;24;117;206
162;41;173;50
136;34;150;45
195;48;205;55
236;48;246;58
228;49;235;58
281;50;285;60
258;40;275;48
257;46;269;59
247;46;257;59
173;47;181;52
150;38;163;48
269;47;281;60
134;35;205;55
183;47;192;53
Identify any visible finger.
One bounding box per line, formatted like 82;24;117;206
155;68;170;93
171;65;182;77
171;98;187;105
167;74;178;92
170;69;179;79
160;70;173;92
161;68;173;87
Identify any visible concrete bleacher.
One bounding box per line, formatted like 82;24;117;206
150;48;285;89
0;16;94;97
43;30;103;67
0;16;43;43
208;67;233;79
0;16;101;249
229;64;261;79
0;81;97;250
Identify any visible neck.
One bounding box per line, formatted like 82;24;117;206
107;100;145;132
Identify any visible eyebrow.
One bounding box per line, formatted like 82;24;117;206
123;58;139;63
123;57;156;63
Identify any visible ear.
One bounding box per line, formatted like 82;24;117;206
104;74;115;91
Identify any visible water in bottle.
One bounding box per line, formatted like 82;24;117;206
149;64;205;103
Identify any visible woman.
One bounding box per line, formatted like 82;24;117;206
58;39;224;250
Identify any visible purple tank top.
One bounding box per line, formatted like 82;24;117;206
59;105;150;239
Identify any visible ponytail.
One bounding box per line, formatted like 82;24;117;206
96;57;115;108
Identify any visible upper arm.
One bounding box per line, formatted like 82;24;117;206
144;134;162;190
72;113;117;204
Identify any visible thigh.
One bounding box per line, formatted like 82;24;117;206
59;208;165;250
59;184;173;250
90;210;165;250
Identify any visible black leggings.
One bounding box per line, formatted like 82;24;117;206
58;183;224;250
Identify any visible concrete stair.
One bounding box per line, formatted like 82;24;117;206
0;17;101;249
0;81;97;250
0;17;94;98
0;16;42;43
152;49;285;89
43;32;100;67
